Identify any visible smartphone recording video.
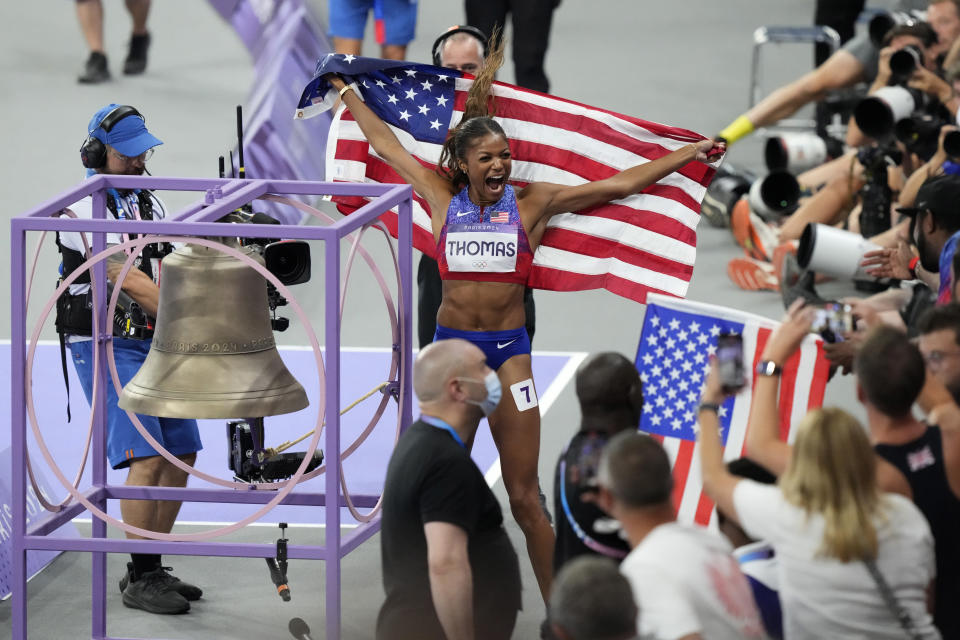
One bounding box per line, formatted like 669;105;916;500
811;302;854;343
716;333;746;395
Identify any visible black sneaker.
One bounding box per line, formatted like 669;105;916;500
78;51;110;84
121;568;190;614
120;562;203;601
124;33;150;75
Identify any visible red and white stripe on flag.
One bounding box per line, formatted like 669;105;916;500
325;78;717;303
642;294;831;528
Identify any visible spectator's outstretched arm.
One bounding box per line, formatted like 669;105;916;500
698;359;741;523
717;50;864;145
744;301;816;477
425;522;474;640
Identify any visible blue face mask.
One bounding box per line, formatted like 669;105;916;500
462;370;502;416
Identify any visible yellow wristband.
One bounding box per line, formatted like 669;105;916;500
717;115;755;145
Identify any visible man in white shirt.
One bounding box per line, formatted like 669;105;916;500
596;431;765;640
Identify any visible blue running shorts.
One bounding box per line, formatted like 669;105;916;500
328;0;418;45
68;338;203;470
434;325;530;371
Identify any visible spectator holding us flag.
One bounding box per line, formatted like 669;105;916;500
699;304;942;639
323;32;722;602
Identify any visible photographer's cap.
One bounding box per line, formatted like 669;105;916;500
896;174;960;225
88;103;162;158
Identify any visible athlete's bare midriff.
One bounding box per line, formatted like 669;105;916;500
436;279;526;331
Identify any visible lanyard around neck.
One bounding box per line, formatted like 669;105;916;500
420;415;465;448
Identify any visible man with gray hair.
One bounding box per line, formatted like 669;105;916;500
598;431;764;640
377;338;521;640
547;555;637;640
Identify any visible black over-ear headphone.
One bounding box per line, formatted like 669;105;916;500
79;105;145;169
431;25;489;67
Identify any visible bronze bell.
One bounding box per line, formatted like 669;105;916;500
118;242;308;419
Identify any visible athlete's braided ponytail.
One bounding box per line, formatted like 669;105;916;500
437;26;506;189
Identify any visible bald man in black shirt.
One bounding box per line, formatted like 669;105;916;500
378;338;521;640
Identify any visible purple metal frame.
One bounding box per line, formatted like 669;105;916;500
9;174;414;640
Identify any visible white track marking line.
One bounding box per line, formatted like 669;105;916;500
484;351;589;488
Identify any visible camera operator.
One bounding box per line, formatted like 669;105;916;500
57;104;203;615
743;305;959;637
717;0;940;148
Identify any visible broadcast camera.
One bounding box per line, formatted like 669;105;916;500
210;208;318;483
218;209;311;332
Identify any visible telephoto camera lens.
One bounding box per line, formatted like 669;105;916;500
854;86;919;140
889;44;922;80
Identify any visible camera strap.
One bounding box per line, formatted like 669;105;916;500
58;324;71;423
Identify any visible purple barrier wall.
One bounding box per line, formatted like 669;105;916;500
210;0;334;226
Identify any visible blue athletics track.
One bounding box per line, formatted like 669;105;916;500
0;342;584;527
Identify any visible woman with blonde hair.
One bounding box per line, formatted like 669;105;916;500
326;36;721;600
698;357;939;638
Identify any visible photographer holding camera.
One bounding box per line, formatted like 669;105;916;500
716;0;960;148
56;103;203;615
731;26;960;293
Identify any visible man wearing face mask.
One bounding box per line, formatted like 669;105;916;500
377;338;522;640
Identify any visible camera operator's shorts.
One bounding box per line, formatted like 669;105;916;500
329;0;418;45
68;338;202;470
434;325;530;371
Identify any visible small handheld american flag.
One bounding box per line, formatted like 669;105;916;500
637;294;831;527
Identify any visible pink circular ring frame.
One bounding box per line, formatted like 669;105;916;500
25;195;408;536
26;235;326;541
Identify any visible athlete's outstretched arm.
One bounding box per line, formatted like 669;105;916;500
328;75;452;211
521;139;720;224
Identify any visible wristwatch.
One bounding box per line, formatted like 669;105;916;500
755;360;782;377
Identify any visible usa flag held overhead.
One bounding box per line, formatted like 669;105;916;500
296;54;720;304
637;294;831;527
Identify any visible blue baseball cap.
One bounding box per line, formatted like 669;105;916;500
88;103;162;157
